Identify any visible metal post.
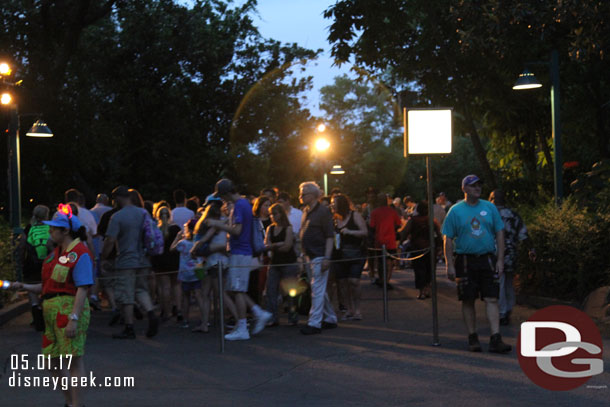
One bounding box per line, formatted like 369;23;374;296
7;105;23;280
550;49;563;206
323;172;328;196
382;245;388;322
218;263;225;353
426;156;440;346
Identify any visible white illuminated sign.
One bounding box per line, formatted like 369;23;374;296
406;109;452;155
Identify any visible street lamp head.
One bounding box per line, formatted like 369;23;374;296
315;137;330;152
316;123;326;133
329;164;345;175
513;69;542;90
26;119;54;138
0;62;11;76
1;92;12;105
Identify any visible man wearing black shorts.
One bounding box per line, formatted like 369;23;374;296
442;175;511;353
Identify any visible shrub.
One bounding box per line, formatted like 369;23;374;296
0;219;17;306
517;198;610;302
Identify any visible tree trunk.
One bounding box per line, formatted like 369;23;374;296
463;108;497;189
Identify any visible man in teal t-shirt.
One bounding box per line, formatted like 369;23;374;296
442;175;511;354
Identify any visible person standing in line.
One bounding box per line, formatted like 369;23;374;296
172;189;194;231
369;193;402;289
19;205;52;331
101;186;159;339
298;181;338;335
331;194;368;321
442;175;511;353
264;203;298;326
399;201;442;299
150;203;181;321
205;179;272;341
489;189;536;326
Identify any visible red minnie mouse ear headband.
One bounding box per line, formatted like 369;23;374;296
43;204;82;231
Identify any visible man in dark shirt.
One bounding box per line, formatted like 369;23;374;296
299;181;338;335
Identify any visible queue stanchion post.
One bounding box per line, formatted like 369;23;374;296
382;245;389;323
218;262;225;353
426;156;440;347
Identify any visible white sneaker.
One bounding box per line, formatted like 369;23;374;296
224;327;250;341
251;311;273;335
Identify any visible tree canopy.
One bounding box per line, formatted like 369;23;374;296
324;0;610;202
1;0;318;208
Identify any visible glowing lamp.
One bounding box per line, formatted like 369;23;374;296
315;138;330;152
1;93;12;105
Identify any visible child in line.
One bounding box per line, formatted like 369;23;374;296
170;222;207;332
192;200;238;330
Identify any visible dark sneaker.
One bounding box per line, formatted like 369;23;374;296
108;310;121;326
113;327;135;339
300;325;321;335
499;316;510;326
321;321;338;330
31;305;45;332
468;333;482;352
146;316;159;338
489;333;512;354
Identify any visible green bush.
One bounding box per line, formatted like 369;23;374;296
517;198;610;302
0;219;17;306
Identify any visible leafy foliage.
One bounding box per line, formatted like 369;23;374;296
0;0;317;207
324;0;610;201
517;199;610;301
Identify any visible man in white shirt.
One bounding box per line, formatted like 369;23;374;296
65;188;97;236
171;189;194;230
278;192;302;235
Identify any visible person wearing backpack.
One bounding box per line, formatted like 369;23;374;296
205;179;272;341
19;205;53;331
101;186;159;339
248;196;271;305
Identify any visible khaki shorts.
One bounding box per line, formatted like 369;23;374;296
114;268;151;305
226;255;254;292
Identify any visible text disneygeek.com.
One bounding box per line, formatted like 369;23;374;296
8;372;135;391
7;354;134;391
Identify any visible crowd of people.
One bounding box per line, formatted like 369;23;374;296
7;174;535;406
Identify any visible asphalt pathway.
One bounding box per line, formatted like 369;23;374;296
1;265;609;406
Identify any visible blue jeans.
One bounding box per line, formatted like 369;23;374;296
499;271;515;317
265;264;298;323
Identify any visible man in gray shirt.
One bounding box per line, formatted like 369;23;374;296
299;181;338;335
102;186;158;339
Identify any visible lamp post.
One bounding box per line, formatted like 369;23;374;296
2;62;53;280
404;107;453;347
314;123;331;195
513;50;563;206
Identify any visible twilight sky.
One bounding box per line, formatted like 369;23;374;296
251;0;353;114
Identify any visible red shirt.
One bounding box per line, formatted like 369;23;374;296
370;206;402;250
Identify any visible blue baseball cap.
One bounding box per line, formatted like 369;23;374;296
462;174;482;188
43;212;82;231
204;194;222;207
